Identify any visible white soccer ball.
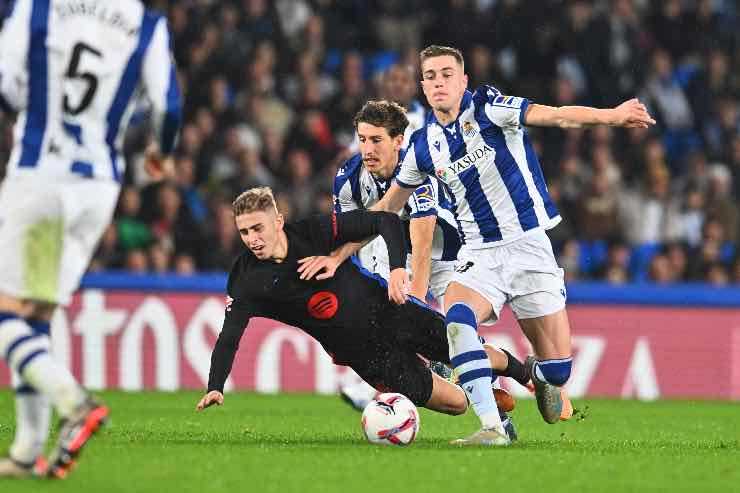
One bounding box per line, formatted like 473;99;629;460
361;393;420;446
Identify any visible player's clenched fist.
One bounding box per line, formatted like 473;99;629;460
196;391;224;411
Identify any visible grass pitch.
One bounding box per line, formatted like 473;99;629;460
0;390;738;493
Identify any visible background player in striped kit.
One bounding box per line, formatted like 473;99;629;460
0;0;181;477
368;45;655;445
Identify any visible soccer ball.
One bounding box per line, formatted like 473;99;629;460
361;393;420;446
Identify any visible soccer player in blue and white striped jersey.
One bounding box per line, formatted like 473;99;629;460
371;45;655;445
0;0;182;477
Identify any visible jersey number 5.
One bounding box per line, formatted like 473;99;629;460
63;42;103;115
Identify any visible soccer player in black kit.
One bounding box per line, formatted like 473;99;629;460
196;187;529;439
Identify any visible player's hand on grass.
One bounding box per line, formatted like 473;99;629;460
297;255;340;280
388;268;409;305
611;98;656;128
196;391;224;411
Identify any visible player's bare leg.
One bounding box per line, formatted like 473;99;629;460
518;308;574;423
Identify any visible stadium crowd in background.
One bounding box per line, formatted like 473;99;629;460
1;0;739;285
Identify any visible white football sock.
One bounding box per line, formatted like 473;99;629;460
0;317;84;418
9;375;51;463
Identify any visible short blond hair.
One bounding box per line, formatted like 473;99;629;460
232;186;277;216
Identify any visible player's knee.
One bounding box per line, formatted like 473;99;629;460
446;303;476;328
537;357;572;386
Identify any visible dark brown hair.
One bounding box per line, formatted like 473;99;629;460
353;100;409;138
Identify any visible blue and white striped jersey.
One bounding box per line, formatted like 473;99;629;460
333;152;461;262
396;85;561;248
0;0;182;182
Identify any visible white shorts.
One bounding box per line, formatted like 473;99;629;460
363;237;455;305
0;176;120;305
452;229;566;324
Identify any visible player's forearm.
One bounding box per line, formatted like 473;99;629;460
206;336;238;393
206;316;248;392
526;104;618;128
334;210;407;270
409;250;432;301
331;241;365;264
408;218;435;300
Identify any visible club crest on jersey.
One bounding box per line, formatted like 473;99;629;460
436;143;494;183
462;121;476;137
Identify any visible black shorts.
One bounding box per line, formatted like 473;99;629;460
343;300;450;407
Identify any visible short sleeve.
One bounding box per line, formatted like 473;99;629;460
475;85;531;129
396;140;432;189
407;179;438;219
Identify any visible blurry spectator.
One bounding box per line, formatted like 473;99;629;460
595;239;631;284
673;150;711;195
677;188;705;248
285;149;317;219
175;254;197;275
639;48;696;165
203;202;242;270
242;0;279;44
606;0;647;104
686;220;728;280
648;253;673;284
276;0;312;42
588;143;622;192
557;239;582;283
282;50;337;105
576;173;621;241
648;0;689;61
89;225;123;272
150;182;205;264
664;242;689;282
704;164;739;244
373;0;424;52
174;156;208;224
687;50;733;135
618;161;682;244
705;98;740;162
116;186;153;253
286;109;336;170
124;249;149;274
149;241;173;274
706;262;729;286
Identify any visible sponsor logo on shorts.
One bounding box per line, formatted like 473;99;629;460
455;261;474;273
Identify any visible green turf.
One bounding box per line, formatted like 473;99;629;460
0;390;738;493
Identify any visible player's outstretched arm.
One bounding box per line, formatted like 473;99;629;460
196;390;224;411
524;98;655;129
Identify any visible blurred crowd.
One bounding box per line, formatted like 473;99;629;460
1;0;739;285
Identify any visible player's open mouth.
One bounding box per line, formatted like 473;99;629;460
251;245;264;253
